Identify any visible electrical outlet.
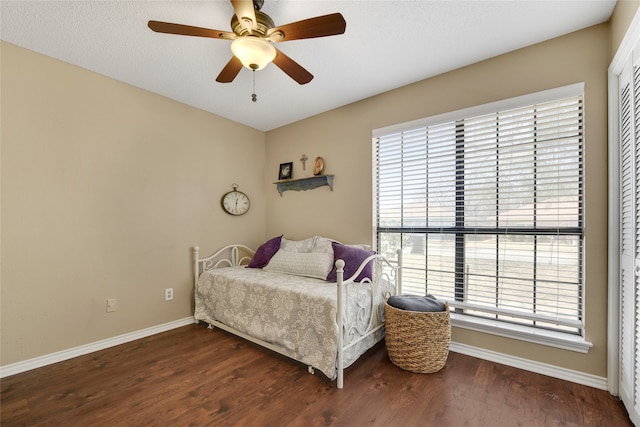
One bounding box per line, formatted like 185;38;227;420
165;288;173;301
106;299;117;313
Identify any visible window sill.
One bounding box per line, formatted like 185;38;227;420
450;313;593;353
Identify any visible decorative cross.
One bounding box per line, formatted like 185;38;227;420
300;154;308;170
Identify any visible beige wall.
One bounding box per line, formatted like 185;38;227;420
266;24;611;376
611;0;640;59
0;41;266;365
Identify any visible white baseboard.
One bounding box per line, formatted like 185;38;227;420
449;341;608;391
0;317;195;378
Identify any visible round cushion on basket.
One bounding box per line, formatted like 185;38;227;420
387;294;445;313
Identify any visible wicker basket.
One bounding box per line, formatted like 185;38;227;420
384;300;451;373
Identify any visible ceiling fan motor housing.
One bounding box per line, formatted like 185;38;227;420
231;10;275;37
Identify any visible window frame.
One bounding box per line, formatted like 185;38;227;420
373;83;592;353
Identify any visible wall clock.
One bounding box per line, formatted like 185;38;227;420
221;184;250;216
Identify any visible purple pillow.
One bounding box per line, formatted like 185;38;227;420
326;242;375;282
247;235;282;268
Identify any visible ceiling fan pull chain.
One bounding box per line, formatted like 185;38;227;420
252;69;258;102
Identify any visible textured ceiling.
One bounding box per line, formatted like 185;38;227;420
1;1;617;131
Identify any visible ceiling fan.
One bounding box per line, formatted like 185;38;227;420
148;0;346;86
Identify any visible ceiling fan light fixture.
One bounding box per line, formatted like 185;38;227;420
231;36;276;70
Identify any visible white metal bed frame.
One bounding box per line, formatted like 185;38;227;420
192;244;400;389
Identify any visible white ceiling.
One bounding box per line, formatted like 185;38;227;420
1;0;617;131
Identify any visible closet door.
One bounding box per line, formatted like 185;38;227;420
617;40;640;424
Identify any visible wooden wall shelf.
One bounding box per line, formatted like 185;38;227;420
274;175;334;196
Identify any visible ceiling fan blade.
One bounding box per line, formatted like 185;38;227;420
216;56;243;83
148;21;235;40
231;0;258;33
272;48;313;85
267;13;346;42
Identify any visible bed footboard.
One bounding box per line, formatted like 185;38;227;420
335;251;401;389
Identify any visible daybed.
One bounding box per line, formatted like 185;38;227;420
192;236;400;389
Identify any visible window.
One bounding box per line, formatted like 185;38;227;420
374;84;584;337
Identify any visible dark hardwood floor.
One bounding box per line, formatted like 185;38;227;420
1;323;631;426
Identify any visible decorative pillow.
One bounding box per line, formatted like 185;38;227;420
349;243;372;251
280;236;316;253
314;237;371;254
263;249;334;280
247;235;282;268
326;242;376;282
313;236;335;254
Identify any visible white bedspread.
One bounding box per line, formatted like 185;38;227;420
194;266;383;379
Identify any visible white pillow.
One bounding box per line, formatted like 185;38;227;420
313;236;334;254
281;236;316;253
264;249;333;280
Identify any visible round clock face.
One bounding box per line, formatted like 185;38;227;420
221;190;250;216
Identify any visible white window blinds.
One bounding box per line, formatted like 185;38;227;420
374;84;584;334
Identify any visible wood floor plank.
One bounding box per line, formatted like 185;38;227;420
1;323;632;426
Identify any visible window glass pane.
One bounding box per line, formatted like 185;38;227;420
464;117;498;228
495;235;535;314
464;234;498;310
396;233;457;299
535;235;581;321
425;234;456;300
427;124;457;227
